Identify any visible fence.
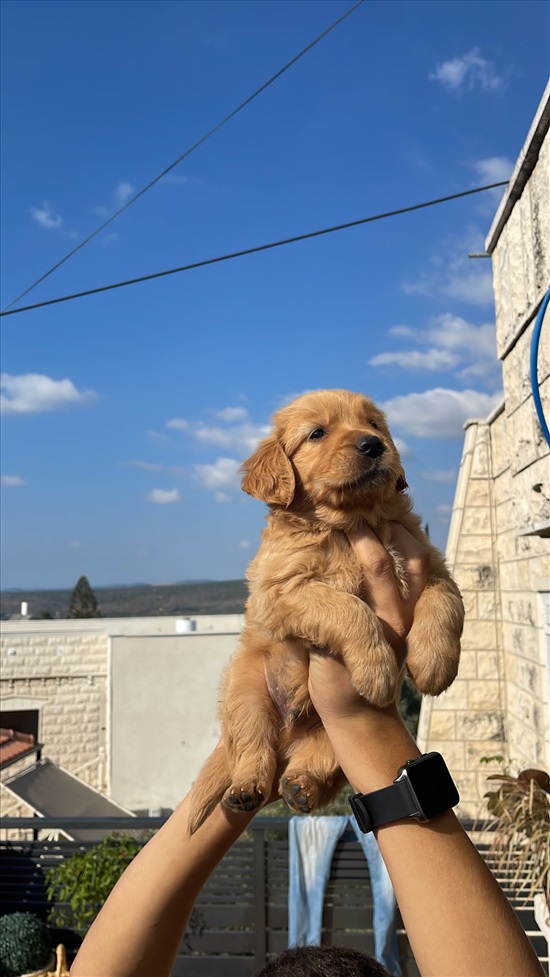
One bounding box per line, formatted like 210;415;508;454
0;816;418;976
1;817;547;976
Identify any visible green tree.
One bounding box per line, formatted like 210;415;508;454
68;575;101;618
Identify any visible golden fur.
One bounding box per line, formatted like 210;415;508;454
188;390;464;831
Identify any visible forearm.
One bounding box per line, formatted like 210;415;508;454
71;795;254;977
325;710;543;977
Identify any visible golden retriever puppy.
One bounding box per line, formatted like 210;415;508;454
188;389;464;831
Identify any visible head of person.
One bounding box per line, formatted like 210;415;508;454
255;944;390;976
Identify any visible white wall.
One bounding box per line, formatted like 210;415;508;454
110;631;239;810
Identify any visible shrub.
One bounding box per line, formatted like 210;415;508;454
0;912;53;977
45;833;142;936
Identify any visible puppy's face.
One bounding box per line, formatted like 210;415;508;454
242;389;406;513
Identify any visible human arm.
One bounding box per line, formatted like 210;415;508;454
70;787;257;977
309;526;543;977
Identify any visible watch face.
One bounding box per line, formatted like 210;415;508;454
405;753;459;819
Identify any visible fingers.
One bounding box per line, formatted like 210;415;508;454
347;523;429;598
345;523;429;653
388;522;430;599
346;526;391;575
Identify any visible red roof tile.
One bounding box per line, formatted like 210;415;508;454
0;728;37;768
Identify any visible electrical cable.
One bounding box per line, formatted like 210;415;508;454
0;181;509;319
530;287;550;448
1;0;365;313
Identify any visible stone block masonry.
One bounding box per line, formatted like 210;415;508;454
418;85;550;817
1;625;109;811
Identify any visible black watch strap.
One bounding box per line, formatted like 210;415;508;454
350;778;418;832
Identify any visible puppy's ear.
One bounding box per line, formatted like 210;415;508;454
241;436;295;505
396;470;409;493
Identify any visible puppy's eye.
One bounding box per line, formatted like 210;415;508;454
369;419;379;430
308;428;326;441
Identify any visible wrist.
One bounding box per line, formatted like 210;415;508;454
323;710;420;794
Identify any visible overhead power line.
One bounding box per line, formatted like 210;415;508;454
2;0;366;313
0;182;508;319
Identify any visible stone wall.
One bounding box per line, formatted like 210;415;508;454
418;83;550;817
1;624;109;818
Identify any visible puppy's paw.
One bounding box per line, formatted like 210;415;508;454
222;783;266;814
348;654;399;707
407;627;461;695
280;772;320;814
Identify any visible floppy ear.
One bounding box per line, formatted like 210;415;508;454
396;471;409;493
241;436;295;505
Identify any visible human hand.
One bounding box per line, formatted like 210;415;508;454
308;524;429;727
349;521;430;662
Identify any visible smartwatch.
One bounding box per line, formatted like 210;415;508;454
349;752;459;833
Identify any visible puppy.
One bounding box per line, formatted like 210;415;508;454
188;390;464;831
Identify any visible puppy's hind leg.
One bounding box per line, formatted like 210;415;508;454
280;726;345;815
221;640;279;816
188;744;232;834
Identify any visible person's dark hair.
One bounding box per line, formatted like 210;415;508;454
254;944;390;976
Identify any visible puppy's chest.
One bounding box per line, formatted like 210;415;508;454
249;530;365;597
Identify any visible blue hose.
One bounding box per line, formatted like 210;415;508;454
530;287;550;448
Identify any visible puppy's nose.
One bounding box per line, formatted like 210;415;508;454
355;435;385;459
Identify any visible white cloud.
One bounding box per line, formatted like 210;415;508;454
167;416;269;455
402;229;494;308
114;181;134;205
426;313;496;359
393;436;410;457
439;268;494;306
1;373;98;415
1;475;26;487
429;49;504;93
128;461;185;475
146;488;182;505
239;540;250;549
146;430;169;442
370;313;499;383
160;173;190;186
214;491;230;503
470;156;514;212
128;460;185;474
193;457;241;490
92;205;110;218
389;325;416;339
213;406;249;422
369;349;459;371
471;156;514;185
28;202;63;229
382;387;502;439
420;469;457;484
135;461;165;471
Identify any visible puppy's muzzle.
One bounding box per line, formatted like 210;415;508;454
355;435;386;459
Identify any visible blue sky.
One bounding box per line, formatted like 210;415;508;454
1;0;548;591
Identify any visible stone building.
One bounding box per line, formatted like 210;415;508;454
418;83;550;817
1;615;242;818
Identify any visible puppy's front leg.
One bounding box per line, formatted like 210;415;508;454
274;583;399;706
406;572;464;695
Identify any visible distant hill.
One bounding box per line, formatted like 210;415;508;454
0;579;249;620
